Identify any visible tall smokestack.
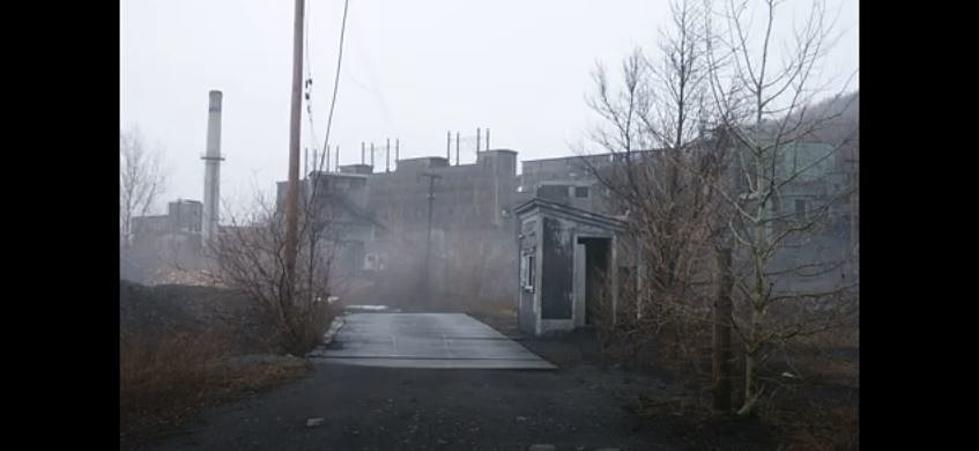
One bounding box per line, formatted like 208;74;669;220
456;132;460;166
201;90;224;244
395;139;400;166
386;138;391;172
361;142;365;164
335;145;339;172
447;131;451;160
477;127;481;153
370;142;375;169
486;128;491;150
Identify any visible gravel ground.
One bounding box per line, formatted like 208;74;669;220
139;317;776;451
122;292;784;450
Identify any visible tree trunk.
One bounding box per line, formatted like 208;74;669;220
712;246;734;412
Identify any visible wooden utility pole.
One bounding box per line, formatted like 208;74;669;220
419;172;441;305
283;0;305;303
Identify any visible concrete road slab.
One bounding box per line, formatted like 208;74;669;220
312;312;556;370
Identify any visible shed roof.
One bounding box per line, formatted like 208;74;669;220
513;197;626;231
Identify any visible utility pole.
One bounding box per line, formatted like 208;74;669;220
283;0;305;305
418;172;441;306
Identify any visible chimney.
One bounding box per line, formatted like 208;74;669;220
201;90;224;243
477;127;481;153
361;142;365;164
486;128;491;150
386;138;391;173
455;132;460;166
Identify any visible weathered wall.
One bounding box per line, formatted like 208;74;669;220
518;218;539;335
541;217;573;320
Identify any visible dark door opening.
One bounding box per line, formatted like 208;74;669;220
578;237;610;326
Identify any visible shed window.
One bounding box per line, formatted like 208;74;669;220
575;186;589;198
521;253;536;292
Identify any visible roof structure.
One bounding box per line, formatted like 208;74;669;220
513;197;627;231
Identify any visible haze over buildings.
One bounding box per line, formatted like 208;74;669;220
119;0;858;217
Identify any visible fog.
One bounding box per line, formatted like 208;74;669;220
120;0;857;215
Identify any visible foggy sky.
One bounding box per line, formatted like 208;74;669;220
120;0;858;217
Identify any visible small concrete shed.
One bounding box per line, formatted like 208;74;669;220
513;198;627;337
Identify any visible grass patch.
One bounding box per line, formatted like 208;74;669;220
120;327;312;448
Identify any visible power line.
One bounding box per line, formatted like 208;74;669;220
320;0;351;163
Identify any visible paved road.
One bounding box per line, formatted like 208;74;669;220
310;313;555;370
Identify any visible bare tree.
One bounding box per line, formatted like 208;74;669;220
207;148;343;355
581;0;858;417
701;0;859;415
208;182;339;355
120;126;167;248
582;0;730;377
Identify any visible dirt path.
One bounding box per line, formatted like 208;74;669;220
140;312;778;450
145;360;685;451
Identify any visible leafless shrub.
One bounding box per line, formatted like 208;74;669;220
207;185;337;355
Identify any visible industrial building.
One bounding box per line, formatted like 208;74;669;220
121;86;857;329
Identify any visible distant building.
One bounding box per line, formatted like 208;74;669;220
125;199;204;283
275;171;380;276
131;199;202;243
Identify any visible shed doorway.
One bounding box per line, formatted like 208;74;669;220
578;237;610;326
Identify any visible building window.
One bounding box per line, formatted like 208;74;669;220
575;186;589;198
795;199;807;221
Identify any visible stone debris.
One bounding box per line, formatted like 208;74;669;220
306;417;325;428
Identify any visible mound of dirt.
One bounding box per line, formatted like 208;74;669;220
120;280;204;336
119;280;275;355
